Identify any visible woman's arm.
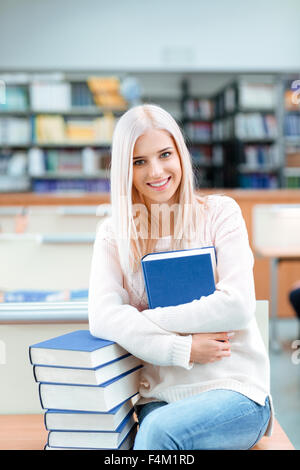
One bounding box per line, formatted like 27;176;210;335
141;196;256;334
88;220;192;369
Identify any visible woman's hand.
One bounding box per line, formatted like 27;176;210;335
190;332;233;364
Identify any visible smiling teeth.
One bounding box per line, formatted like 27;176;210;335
149;178;169;187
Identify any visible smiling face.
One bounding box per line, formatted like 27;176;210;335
132;128;182;211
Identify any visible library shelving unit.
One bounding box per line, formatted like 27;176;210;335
180;79;220;189
180;76;282;189
282;76;300;188
210;77;280;189
0;72;128;193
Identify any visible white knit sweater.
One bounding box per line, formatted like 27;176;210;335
88;195;273;437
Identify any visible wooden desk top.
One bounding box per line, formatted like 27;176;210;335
1;189;300;207
0;414;295;450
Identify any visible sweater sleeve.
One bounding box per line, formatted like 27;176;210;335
88;219;192;368
141;196;256;333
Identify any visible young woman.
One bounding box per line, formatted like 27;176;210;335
88;104;273;450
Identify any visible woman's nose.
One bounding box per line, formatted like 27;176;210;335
148;160;164;178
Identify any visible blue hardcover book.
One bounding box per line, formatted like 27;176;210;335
46;408;137;449
44;395;139;431
38;367;142;412
141;246;217;309
29;330;130;369
45;422;137;450
33;353;142;385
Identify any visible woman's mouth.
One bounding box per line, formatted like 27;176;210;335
147;176;171;191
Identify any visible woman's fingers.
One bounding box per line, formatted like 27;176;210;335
215;349;231;360
213;332;235;341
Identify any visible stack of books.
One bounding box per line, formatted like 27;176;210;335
29;329;142;450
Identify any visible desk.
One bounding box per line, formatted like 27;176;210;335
0;414;295;450
255;248;300;352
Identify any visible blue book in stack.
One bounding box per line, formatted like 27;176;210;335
141;245;217;309
29;329;142;450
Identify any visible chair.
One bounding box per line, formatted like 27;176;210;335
252;300;295;450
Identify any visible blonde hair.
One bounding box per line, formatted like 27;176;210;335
110;103;206;276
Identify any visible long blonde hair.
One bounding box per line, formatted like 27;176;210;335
110;103;206;275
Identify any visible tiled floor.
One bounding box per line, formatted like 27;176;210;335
269;317;300;450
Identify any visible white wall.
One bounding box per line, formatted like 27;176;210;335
0;0;299;72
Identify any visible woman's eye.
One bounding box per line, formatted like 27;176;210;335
133;153;171;166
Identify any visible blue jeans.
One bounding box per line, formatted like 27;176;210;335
133;389;271;450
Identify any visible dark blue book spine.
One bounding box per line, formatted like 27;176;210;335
44;411;48;431
141;259;153;309
38;383;45;410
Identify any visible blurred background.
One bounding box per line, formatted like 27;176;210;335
0;0;300;450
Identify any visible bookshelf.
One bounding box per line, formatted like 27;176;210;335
0;73;127;193
282;76;300;189
180;76;283;189
1;71;299;193
180;79;222;188
212;77;280;189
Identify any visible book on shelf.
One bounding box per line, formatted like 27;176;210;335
44;396;139;432
141;246;217;309
284;115;300;137
0;174;30;192
34;353;142;386
0;117;30;145
184;121;212;142
241;144;281;169
38;367;141;412
0;288;88;303
234;113;277;140
286;175;300;188
29;329;131;369
286;149;300;167
183;98;213;120
32;114;115;145
65;118;96;142
71;82;94;108
27;147;105;177
0;85;28;111
30;81;72;111
87;76;127;109
238;82;276;110
94;113;116;143
34;115;66;143
238;173;278;189
224;86;236;113
32;177;110;194
46;411;137;450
